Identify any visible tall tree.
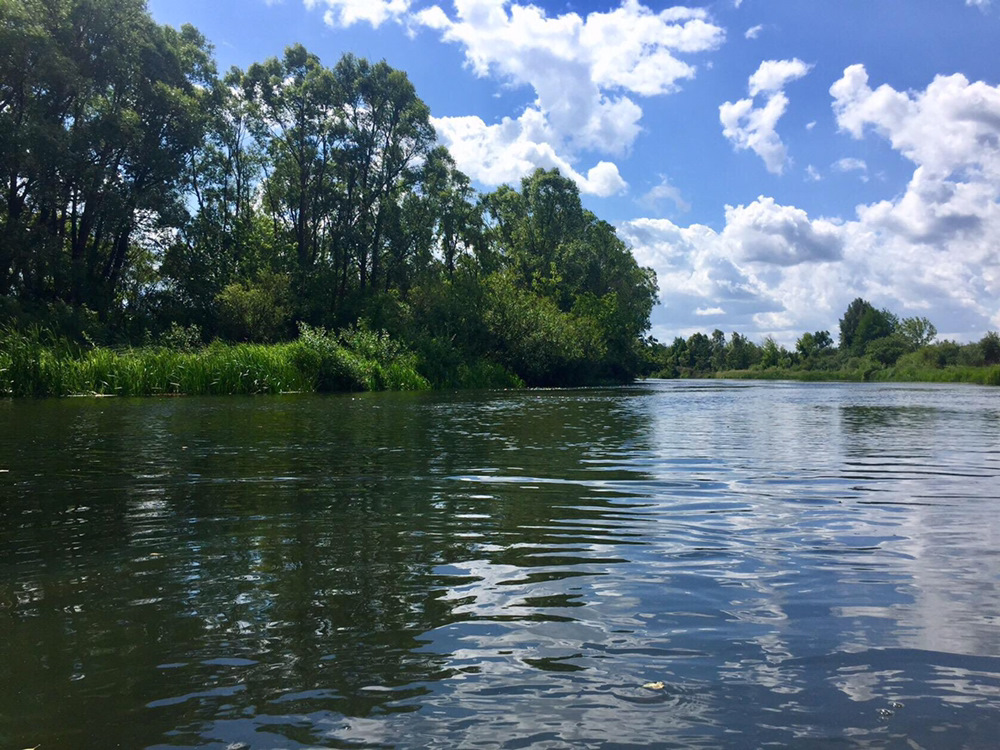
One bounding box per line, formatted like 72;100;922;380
839;298;875;353
162;66;270;328
482;169;657;380
244;45;338;278
0;0;212;316
331;54;435;296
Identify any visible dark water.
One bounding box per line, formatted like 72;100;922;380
1;381;999;749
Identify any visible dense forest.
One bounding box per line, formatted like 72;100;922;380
648;298;1000;385
0;0;657;394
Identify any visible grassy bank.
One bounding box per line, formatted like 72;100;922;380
709;365;1000;386
0;326;523;398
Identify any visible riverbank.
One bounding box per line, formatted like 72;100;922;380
0;326;522;398
711;364;1000;386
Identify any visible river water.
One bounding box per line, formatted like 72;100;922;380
1;380;999;749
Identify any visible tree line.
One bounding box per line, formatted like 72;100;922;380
648;297;1000;383
0;0;657;387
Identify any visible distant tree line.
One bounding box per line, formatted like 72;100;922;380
647;297;1000;383
0;0;657;387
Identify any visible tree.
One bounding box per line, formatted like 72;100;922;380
866;334;909;366
853;307;897;355
162;66;271;332
726;332;757;370
330;54;435;297
760;336;785;368
710;329;727;371
0;0;213;317
481;169;657;381
840;298;897;356
796;331;817;359
839;298;875;352
797;330;833;361
981;331;1000;365
245;45;339;279
898;316;937;349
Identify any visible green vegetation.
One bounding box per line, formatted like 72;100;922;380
2;2;993;397
0;323;443;397
0;0;656;396
644;298;1000;386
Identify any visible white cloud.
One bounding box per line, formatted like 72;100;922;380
431;114;627;197
640;175;691;213
627;66;1000;343
831;65;1000;180
720;59;812;174
745;24;763;40
805;165;821;181
719;92;790;174
723;196;843;266
966;0;991;8
417;1;723;190
747;58;811;96
832;157;868;181
304;0;409;27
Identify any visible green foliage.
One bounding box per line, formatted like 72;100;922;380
852;306;897;355
797;330;833;360
865;334;910;366
215;271;292;343
161;322;204;352
483;271;603;386
898;316;937;349
649;299;995;387
1;0;214;313
0;7;658;396
293;323;429;392
980;331;1000;365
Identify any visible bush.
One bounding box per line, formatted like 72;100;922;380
216;271;292;343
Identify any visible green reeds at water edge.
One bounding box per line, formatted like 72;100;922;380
0;326;442;398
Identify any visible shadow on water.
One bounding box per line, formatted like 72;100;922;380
1;381;999;748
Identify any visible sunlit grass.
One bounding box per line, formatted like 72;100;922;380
0;326;439;398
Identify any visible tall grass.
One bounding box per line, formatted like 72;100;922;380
877;363;1000;386
711;368;865;382
0;325;435;398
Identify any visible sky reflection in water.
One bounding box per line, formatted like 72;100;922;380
1;381;999;749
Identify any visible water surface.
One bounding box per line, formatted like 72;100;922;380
1;381;999;748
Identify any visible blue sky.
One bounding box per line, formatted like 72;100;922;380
147;0;1000;344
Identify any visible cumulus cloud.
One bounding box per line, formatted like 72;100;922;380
748;58;812;96
720;59;812;173
417;1;723;192
724;197;843;266
431;114;628;197
304;0;409;28
628;66;1000;342
745;24;763;40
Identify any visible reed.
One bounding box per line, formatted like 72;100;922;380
876;364;1000;386
0;326;434;398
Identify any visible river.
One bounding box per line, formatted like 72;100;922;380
1;380;999;748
